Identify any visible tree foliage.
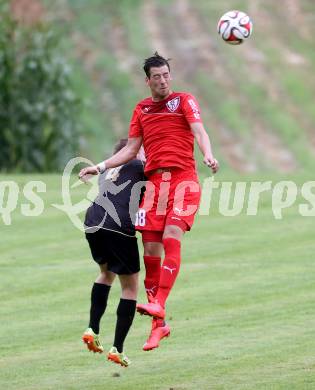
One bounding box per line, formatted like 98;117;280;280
0;2;81;172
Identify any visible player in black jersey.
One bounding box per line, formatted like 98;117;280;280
82;139;146;367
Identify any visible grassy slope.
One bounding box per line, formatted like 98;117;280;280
43;0;149;163
46;0;315;171
1;173;315;390
195;0;315;170
41;0;315;171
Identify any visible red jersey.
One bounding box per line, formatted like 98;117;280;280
128;92;202;175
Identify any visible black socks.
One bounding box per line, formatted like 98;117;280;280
89;283;111;334
88;283;136;352
113;299;137;353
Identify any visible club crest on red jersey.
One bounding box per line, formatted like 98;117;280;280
166;96;180;112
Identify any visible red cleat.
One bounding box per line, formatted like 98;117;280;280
136;300;165;319
143;320;171;351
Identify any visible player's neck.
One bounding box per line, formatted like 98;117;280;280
151;90;173;102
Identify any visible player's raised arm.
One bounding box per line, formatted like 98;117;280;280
190;122;219;174
79;136;142;181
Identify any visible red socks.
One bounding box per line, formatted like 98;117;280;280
155;238;181;308
143;256;161;299
143;238;181;323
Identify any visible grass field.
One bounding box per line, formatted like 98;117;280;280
1;173;315;390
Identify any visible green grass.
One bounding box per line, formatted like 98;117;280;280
43;0;148;161
1;173;315;389
37;0;315;171
195;0;315;171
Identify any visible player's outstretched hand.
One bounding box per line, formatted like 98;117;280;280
79;165;99;182
204;156;219;174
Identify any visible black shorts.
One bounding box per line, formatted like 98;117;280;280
85;229;140;275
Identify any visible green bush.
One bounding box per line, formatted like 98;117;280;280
0;3;81;172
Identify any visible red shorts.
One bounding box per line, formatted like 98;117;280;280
135;168;201;233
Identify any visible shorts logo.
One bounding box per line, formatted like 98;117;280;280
166;97;180;112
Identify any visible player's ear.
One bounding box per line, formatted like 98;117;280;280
145;76;150;86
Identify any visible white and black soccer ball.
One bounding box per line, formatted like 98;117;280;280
217;10;253;45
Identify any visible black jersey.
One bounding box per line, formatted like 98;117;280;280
84;159;145;236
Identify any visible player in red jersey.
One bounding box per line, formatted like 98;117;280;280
79;52;219;351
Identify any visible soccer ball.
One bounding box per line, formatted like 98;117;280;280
217;10;253;45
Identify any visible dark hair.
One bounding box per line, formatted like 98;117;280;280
113;138;128;154
143;51;171;78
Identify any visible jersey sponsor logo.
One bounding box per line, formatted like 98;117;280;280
144;107;150;112
166;96;180;112
188;98;200;119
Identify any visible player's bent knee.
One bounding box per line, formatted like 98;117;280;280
121;286;138;300
143;239;163;257
163;224;184;241
119;273;139;298
96;265;115;285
